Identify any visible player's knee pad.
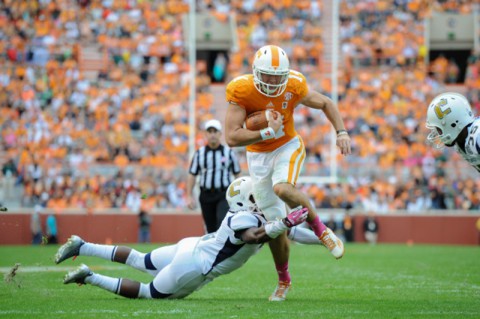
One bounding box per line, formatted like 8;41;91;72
252;180;285;221
252;179;274;208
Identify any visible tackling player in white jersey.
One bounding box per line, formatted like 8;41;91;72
54;177;308;299
426;92;480;172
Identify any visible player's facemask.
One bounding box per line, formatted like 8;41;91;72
426;126;449;149
254;70;289;97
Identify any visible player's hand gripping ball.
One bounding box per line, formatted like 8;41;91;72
245;110;278;131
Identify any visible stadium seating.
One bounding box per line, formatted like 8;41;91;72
0;0;479;211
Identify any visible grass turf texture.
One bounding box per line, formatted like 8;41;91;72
0;243;479;319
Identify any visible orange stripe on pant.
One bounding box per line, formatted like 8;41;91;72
287;138;306;185
293;147;306;184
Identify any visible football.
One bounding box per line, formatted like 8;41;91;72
245;110;278;131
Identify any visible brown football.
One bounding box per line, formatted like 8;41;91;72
245;110;277;131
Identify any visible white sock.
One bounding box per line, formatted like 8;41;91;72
288;226;321;245
85;273;121;294
80;243;117;261
138;283;152;298
125;249;143;268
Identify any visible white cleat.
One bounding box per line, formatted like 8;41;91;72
269;281;291;301
319;228;344;259
55;235;85;264
64;264;92;285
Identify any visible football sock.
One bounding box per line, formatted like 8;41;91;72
275;262;291;283
288;226;321;244
80;243;117;261
308;215;327;238
85;273;120;294
125;249;148;271
138;283;152;298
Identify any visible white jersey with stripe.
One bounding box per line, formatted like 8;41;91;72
455;118;480;172
194;210;267;278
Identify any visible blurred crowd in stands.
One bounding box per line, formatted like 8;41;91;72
0;0;479;212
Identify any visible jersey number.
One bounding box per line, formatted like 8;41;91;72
467;125;480;172
467;125;478;147
434;99;451;120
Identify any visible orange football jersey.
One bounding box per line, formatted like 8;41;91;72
226;70;309;152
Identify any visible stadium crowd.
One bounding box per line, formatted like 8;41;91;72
0;0;479;212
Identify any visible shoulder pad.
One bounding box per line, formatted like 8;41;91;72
229;211;261;231
288;69;308;98
226;75;254;105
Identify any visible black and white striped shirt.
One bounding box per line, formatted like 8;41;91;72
189;145;241;191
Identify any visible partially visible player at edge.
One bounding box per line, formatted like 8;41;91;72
54;177;308;300
225;45;352;301
426;92;480;172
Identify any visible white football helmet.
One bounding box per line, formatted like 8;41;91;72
426;92;474;148
226;176;257;212
252;45;290;97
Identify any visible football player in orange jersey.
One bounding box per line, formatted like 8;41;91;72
225;45;351;301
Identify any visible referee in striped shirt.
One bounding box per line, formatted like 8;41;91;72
187;119;242;233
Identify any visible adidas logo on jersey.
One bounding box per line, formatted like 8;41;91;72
266;101;274;108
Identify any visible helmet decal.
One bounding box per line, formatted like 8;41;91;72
426;92;474;148
226;177;257;212
433;98;451;120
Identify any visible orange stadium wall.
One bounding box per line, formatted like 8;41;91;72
353;214;480;246
0;212;479;246
0;212;205;245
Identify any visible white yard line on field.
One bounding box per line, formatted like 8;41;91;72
0;265;126;273
0;309;192;316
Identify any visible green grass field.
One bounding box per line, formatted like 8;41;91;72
0;242;479;319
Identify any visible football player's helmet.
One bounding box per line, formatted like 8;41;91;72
252;45;290;97
226;176;257;212
426;92;474;148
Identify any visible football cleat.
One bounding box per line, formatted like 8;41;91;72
319;228;344;259
269;281;291;301
55;235;85;264
64;264;92;285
